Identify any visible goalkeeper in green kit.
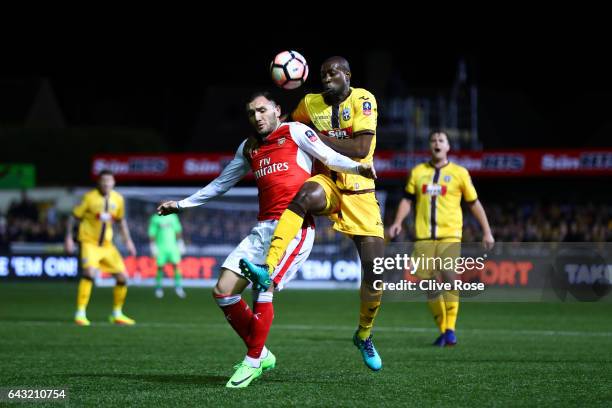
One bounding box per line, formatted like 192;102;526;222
148;213;186;298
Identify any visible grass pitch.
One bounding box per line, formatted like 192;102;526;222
1;283;611;407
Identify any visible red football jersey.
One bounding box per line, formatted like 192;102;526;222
178;121;361;219
247;123;314;220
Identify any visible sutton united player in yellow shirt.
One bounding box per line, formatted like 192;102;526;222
292;86;378;196
405;159;478;241
65;170;137;326
390;131;494;347
74;187;124;246
240;56;385;372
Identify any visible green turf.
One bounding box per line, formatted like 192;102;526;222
0;282;611;407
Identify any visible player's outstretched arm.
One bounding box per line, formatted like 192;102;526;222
162;140;250;214
467;200;495;250
119;219;137;257
318;130;374;159
64;215;77;254
389;198;412;239
291;124;376;179
66;196;88;254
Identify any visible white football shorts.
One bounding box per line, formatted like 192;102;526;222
222;219;315;290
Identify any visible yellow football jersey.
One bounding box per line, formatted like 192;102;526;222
73;189;125;246
405;161;478;240
292;87;377;191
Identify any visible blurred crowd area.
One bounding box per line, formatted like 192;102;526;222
386;201;611;243
1;192;610;248
0;192;66;247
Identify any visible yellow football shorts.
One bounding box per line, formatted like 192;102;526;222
80;242;126;274
411;238;461;279
308;174;384;239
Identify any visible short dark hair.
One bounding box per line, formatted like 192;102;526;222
98;170;114;178
246;91;278;107
322;56;351;74
429;129;449;141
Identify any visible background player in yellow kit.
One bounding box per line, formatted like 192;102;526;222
65;170;137;326
241;56;385;371
389;131;494;346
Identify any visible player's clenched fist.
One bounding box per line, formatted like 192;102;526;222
157;201;179;216
358;163;377;180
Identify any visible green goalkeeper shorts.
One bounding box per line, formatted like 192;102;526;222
156;247;181;266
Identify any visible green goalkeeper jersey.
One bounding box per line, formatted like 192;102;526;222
148;213;182;249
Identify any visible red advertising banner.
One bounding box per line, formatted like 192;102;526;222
91;153;237;181
375;150;612;178
400;260;534;287
99;256;537;287
92;149;612;180
115;256;218;280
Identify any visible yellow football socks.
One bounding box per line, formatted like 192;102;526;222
444;290;459;331
357;286;382;340
113;284;128;311
76;278;93;311
265;209;304;272
428;295;447;333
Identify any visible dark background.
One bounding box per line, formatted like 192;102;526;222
1;27;610;246
1;37;611;184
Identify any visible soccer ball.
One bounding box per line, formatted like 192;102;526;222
270;50;308;90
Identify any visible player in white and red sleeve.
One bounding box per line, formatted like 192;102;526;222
157;91;376;388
